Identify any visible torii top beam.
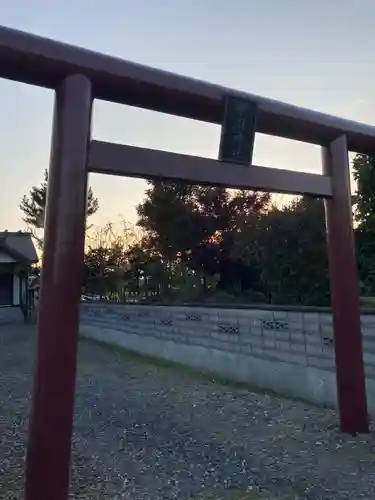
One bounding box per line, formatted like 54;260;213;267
0;25;375;154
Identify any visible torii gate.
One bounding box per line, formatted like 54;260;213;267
0;25;372;500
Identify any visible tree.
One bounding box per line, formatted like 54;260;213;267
136;181;219;260
352;154;375;294
136;180;271;298
20;169;99;248
353;155;375;227
256;196;330;305
84;222;139;298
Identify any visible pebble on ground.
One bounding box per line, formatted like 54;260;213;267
1;324;375;499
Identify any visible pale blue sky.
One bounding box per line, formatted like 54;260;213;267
1;0;374;231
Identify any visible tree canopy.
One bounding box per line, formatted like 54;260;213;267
257;197;329;305
136;181;271;299
20;169;99;248
353;154;375;295
26;153;375;308
134;180;331;305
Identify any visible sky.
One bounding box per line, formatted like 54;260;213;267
1;0;375;231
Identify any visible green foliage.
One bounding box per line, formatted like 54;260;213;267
353;155;375;226
19;148;375;307
137;181;229;260
84;222;137;299
134;180;330;306
353;154;375;295
257;197;330;305
136;180;271;298
81;153;375;307
20;169;99;248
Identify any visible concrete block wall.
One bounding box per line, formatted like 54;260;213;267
80;303;375;413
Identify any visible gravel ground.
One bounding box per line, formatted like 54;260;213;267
2;324;375;499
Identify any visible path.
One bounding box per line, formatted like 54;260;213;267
1;324;375;499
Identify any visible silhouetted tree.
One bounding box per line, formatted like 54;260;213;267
20;169;99;248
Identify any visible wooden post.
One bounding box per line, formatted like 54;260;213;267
323;135;368;434
25;75;92;500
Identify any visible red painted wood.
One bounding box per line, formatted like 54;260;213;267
25;75;92;500
323;135;368;434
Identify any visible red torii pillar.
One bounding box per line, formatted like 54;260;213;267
323;135;368;434
25;74;92;500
